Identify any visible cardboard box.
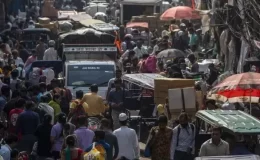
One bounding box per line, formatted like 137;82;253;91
168;87;196;111
154;78;195;104
168;87;197;120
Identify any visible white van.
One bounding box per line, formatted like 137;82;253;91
65;60;116;99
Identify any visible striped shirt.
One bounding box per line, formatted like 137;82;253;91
170;124;195;158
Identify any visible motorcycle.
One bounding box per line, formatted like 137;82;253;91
198;48;215;59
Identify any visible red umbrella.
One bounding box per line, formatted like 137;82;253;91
160;6;201;20
207;72;260;103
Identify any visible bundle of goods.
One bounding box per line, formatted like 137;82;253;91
36;17;57;33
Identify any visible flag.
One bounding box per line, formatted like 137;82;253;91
114;31;122;54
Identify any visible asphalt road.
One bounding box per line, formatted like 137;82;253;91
139;142;150;160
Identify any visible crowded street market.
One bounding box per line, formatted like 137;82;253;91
0;0;259;159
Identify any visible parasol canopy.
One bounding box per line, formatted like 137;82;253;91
156;49;186;59
126;22;148;28
160;6;201;20
207;72;260;103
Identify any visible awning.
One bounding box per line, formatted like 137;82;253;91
126;22;148;28
122;73;165;89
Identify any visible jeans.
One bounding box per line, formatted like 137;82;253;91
174;150;193;160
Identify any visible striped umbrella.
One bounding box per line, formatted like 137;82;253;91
207;72;260;103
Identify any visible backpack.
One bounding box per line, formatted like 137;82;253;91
84;143;106;160
173;31;185;51
176;124;195;146
144;55;157;73
59;88;72;115
70;100;86;126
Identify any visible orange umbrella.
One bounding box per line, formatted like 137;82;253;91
160;6;201;20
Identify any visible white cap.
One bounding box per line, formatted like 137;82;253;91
180;23;186;27
119;113;128;122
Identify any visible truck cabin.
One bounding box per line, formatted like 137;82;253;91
120;0;163;24
65;61;116;98
62;44;117;61
57;28;117;58
57;28;115;44
20;28;51;51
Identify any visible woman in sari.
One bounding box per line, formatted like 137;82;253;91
61;135;83;160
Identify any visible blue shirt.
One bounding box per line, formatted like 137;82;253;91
0;96;7;111
0;144;11;160
108;88;129;111
85;140;110;154
16;110;40;135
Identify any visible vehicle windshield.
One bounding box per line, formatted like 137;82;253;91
21;33;49;49
21;33;49;42
67;64;114;87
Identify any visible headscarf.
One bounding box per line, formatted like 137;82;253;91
157;104;164;115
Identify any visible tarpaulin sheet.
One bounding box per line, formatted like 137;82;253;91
122;73;165;89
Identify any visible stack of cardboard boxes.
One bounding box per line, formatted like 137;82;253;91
35;17;57;33
131;14;168;33
154;78;195;104
154;78;198;119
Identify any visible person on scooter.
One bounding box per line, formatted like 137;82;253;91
187;54;199;73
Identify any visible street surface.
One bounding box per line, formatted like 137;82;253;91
139;142;150;160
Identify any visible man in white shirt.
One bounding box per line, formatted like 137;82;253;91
133;40;148;59
12;50;24;66
141;28;153;46
113;113;140;160
161;24;170;38
199;126;229;157
43;40;59;61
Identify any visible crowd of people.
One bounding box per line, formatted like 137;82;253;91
0;0;244;160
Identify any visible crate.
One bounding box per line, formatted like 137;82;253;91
38;17;50;24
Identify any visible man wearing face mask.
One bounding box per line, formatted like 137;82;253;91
146;115;173;160
170;112;195;160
